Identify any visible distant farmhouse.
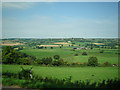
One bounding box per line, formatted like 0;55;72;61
73;47;89;50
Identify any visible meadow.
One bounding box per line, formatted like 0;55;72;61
2;64;118;83
20;47;118;64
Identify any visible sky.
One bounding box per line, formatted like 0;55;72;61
2;2;118;38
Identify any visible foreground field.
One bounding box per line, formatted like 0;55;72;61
3;65;118;83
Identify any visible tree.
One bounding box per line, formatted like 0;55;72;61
52;55;64;66
52;59;63;66
100;50;104;53
2;46;36;64
41;57;52;65
18;66;33;79
88;56;98;67
50;47;53;49
82;52;87;55
74;54;78;56
2;46;19;64
53;55;60;60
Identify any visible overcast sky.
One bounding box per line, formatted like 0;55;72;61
2;2;118;38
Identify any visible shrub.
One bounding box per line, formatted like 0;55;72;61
53;55;60;60
88;56;98;67
100;50;104;53
36;59;43;65
18;66;33;80
41;57;52;65
102;62;112;67
52;59;64;66
52;60;61;66
50;47;53;49
2;46;36;64
74;54;78;56
82;52;87;55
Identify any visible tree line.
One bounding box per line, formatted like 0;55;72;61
2;46;36;65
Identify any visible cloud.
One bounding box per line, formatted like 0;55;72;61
2;2;34;9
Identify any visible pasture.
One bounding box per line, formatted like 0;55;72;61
2;65;118;83
20;47;118;64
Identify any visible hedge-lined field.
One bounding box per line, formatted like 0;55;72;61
20;48;118;64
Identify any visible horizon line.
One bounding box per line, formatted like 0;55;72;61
1;37;119;39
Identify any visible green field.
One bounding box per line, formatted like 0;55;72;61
2;65;118;83
20;48;118;64
2;38;119;88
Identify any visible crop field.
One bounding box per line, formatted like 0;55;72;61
2;64;118;83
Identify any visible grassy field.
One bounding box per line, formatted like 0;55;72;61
20;48;118;64
2;39;119;88
2;64;118;83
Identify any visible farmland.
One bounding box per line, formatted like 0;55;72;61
1;38;119;88
20;48;118;64
2;64;118;83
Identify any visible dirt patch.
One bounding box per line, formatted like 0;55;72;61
54;42;69;45
93;43;104;45
37;45;60;47
2;85;21;88
1;43;24;46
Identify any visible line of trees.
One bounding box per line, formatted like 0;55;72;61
37;55;64;66
2;46;36;65
2;46;64;66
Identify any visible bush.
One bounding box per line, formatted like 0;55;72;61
100;50;104;53
82;52;87;55
36;59;43;65
52;60;61;66
50;47;53;49
2;46;36;64
88;56;98;67
74;54;78;56
18;66;33;79
102;62;112;67
53;55;60;60
52;59;64;66
41;57;52;65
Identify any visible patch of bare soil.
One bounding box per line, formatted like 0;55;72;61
2;85;37;90
93;43;104;45
54;42;69;44
37;45;60;47
1;43;24;46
